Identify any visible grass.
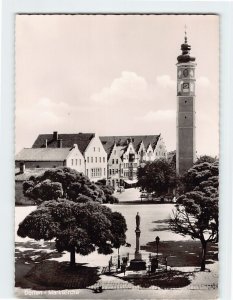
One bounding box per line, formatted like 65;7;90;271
141;240;218;268
25;261;100;290
15;240;100;290
123;270;191;289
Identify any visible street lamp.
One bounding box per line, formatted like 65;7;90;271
155;236;160;258
117;247;120;269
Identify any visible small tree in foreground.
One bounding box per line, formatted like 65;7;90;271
17;200;127;267
170;161;219;271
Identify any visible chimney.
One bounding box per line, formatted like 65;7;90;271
57;139;63;148
53;131;58;141
45;139;48;148
19;162;25;173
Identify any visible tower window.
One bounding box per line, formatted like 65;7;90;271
185;116;187;119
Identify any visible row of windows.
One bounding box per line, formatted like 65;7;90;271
70;153;165;168
86;157;106;163
86;168;106;178
123;171;137;177
109;169;122;175
93;147;101;152
71;158;82;166
123;163;138;168
112;159;119;164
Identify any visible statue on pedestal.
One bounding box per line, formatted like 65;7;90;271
136;212;140;229
129;212;146;270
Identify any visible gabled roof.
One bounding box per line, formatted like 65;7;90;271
100;135;160;153
32;133;95;154
15;148;71;162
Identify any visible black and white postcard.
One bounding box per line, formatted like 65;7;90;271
15;14;219;299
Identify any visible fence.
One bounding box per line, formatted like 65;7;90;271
89;281;218;291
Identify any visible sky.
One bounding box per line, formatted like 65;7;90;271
15;14;219;156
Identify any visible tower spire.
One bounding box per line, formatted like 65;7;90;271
184;24;187;43
177;26;195;64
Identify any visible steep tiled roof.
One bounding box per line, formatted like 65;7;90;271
32;133;95;154
100;135;160;153
15;148;71;162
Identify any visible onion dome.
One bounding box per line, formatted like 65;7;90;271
177;30;196;63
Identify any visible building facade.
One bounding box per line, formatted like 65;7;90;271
15;144;85;173
176;33;196;174
100;135;167;187
16;131;167;187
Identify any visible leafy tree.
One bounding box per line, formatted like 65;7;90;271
195;155;217;165
96;180;118;203
170;161;219;271
181;161;219;193
23;167;117;204
17;200;127;267
137;158;177;196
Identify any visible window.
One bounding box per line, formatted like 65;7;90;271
91;157;93;163
104;168;106;176
71;159;73;166
99;157;101;163
80;159;81;165
112;169;115;175
87;157;89;163
94;147;95;152
109;169;112;175
103;157;105;163
114;150;116;155
116;159;118;164
91;168;102;178
95;157;97;163
75;159;78;165
86;169;89;176
116;169;118;174
112;159;114;164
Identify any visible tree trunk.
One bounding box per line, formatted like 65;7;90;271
200;240;207;271
70;246;76;268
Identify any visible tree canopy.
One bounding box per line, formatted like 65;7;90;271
137;158;176;196
23;167;118;204
195;155;217;165
17;200;127;267
170;161;219;271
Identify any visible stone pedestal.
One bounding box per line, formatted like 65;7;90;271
129;226;146;270
129;259;146;270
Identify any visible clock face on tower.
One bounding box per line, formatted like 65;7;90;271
183;69;189;77
183;82;189;92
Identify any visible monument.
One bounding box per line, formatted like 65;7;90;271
129;212;146;270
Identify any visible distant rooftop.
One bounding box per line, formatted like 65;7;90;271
100;135;160;155
32;132;95;154
15;148;71;162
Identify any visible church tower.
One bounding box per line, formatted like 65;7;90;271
176;31;196;174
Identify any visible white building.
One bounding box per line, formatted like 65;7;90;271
15;131;167;187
